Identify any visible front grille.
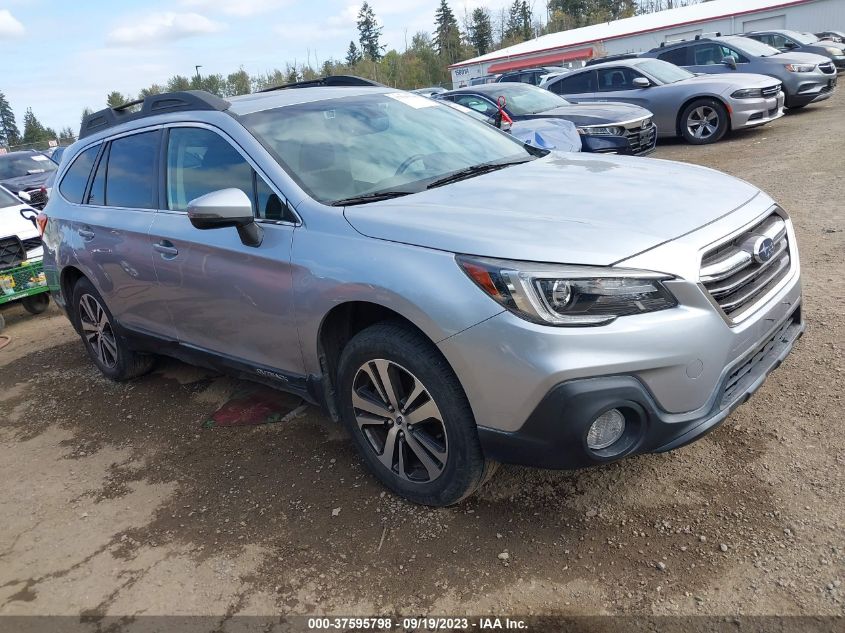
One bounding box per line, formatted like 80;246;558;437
761;84;781;98
700;212;792;322
820;83;835;94
819;62;835;74
624;122;657;155
21;237;42;252
24;187;48;210
0;235;26;268
720;309;801;408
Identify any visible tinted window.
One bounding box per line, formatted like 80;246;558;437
555;71;596;94
167;128;253;212
58;145;99;204
106;131;159;209
657;46;688;65
597;67;644;91
0;153;57;180
87;145;108;206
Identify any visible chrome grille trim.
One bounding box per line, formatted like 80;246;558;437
699;210;793;323
761;84;781;97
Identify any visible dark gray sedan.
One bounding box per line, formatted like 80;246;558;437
745;30;845;72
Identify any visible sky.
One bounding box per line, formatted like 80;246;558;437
0;0;517;135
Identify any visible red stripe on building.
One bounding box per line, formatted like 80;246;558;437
487;48;594;73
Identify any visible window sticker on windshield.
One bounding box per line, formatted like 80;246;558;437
385;92;436;109
31;155;49;161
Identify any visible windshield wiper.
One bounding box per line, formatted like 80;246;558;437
331;191;414;206
426;160;531;189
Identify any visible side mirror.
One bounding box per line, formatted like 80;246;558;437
632;77;651;88
721;56;738;70
187;188;263;247
783;41;798;49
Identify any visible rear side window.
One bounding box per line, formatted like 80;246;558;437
553;71;596;95
58;145;99;204
86;145;109;206
657;47;689;66
597;67;643;91
105;131;159;209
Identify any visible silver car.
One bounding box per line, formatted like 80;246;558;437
542;58;784;144
41;86;803;506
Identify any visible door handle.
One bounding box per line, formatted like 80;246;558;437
153;241;179;259
77;227;95;240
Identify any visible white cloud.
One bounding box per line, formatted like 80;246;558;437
0;9;25;37
107;12;223;45
180;0;292;17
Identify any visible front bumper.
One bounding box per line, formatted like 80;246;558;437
785;73;837;106
580;124;657;156
475;306;803;469
730;91;785;129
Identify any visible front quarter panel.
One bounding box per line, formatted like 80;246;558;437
290;204;505;377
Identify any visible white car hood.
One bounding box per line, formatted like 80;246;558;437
0;202;42;259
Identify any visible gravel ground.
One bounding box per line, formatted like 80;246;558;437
0;89;843;622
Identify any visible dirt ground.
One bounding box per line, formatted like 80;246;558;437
1;89;843;624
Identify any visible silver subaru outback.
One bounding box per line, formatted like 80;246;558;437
40;86;803;506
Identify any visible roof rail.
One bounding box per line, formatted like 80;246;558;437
259;75;385;92
79;90;230;140
585;53;640;66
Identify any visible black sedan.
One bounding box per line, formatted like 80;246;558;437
0;151;57;209
436;83;657;156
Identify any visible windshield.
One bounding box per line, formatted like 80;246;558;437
789;31;819;45
0;186;22;208
0;153;57;180
723;36;781;57
478;84;572;114
636;59;694;84
242;92;533;205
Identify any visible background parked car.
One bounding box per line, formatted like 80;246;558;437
744;30;845;71
0;150;56;209
468;74;499;86
542;58;784;145
411;86;447;97
437;83;656;155
815;30;845;44
495;66;569;86
0;184;42;260
642;35;837;109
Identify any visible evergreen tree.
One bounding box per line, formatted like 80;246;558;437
22;108;49;145
0;91;21;148
505;1;532;42
433;0;461;64
468;8;494;56
58;126;76;144
106;91;127;108
357;2;384;61
345;40;363;66
225;69;252;96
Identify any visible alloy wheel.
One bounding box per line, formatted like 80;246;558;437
686;105;720;140
78;294;118;369
351;359;448;483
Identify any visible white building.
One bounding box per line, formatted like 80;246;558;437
450;0;845;87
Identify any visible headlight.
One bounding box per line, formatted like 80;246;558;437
578;125;625;136
457;255;678;326
784;63;815;72
825;47;844;56
731;88;764;98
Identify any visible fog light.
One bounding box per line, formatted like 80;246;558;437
587;409;626;450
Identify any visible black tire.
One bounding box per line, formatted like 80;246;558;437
71;277;154;381
786;103;807;110
21;293;50;315
337;321;496;506
679;99;729;145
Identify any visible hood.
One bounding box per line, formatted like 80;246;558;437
768;50;833;65
0;172;51;192
343;153;761;266
0;202;41;256
522;102;652;126
684;72;780;89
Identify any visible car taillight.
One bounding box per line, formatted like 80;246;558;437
36;213;48;237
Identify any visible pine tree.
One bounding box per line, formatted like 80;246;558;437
22;108;49;145
0;91;21;148
433;0;461;64
345;40;363;66
468;8;494;56
357;2;384;61
58;126;76;144
106;91;127;108
505;0;532;42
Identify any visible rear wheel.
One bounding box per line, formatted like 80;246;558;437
337;322;496;506
71;277;154;381
21;293;50;315
679;99;729;145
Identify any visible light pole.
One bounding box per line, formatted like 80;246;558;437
195;65;203;83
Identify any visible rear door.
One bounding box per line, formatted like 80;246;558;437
66;130;165;334
148;124;304;377
546;70;597;102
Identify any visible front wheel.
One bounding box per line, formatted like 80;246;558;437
679;99;729;145
337;322;496;506
71;277;154;381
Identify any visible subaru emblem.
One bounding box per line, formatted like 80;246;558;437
753;236;775;263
